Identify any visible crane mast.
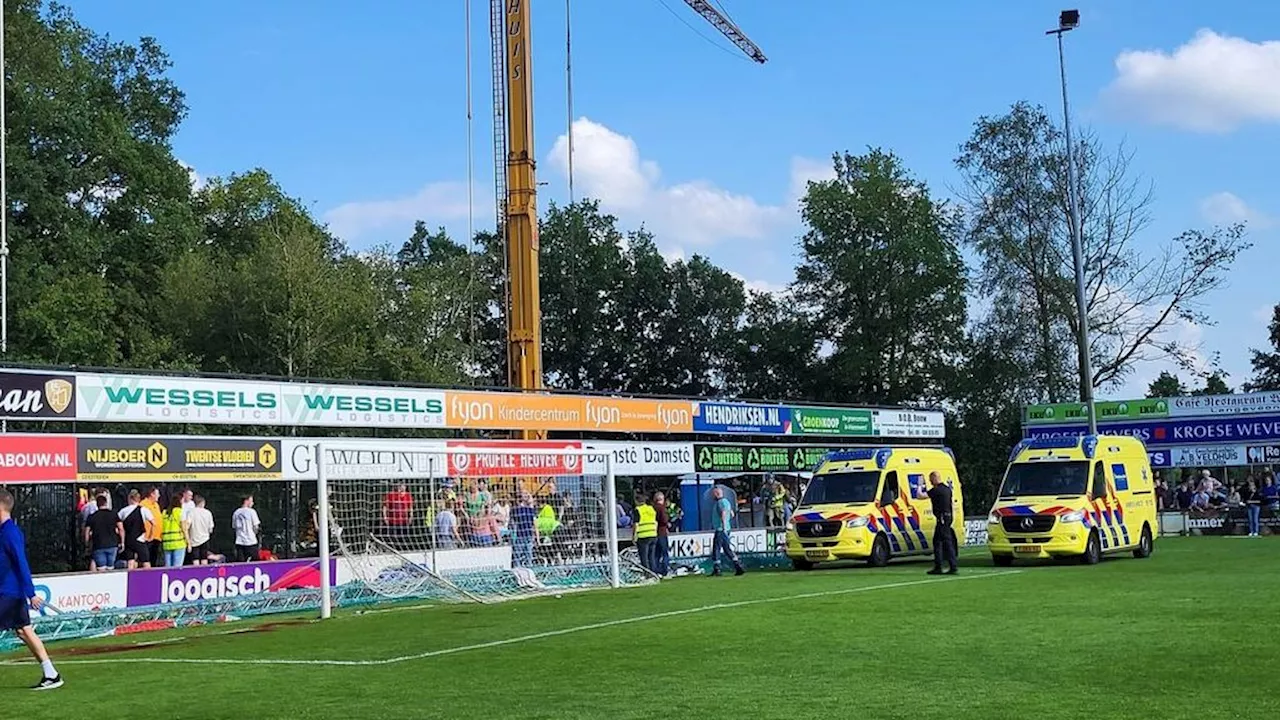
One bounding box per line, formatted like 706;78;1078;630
492;0;765;441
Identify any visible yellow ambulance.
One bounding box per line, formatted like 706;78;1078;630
987;435;1157;566
784;447;965;569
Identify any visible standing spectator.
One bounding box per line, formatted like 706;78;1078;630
470;503;500;547
763;477;788;527
510;493;537;568
1154;476;1167;511
83;495;123;572
231;495;262;563
1175;480;1193;511
1190;486;1211;510
141;487;164;566
633;494;658;573
382;483;414;544
434;498;463;550
492;495;511;542
0;489;63;690
118;490;154;569
160;495;191;568
180;488;195;519
1242;478;1261;537
1261;474;1280;511
708;486;745;577
187;495;215;565
926;472;958;576
653;491;671;577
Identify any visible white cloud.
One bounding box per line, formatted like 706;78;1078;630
729;271;787;298
179;160;206;191
787;156;835;201
547;117;819;247
1255;304;1275;328
1104;30;1280;132
323;182;475;242
1199;191;1273;228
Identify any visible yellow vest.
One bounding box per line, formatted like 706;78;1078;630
161;509;186;550
635;504;658;539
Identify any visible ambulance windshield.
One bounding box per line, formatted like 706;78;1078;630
999;461;1089;497
800;471;881;505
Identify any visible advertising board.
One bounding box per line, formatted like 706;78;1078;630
1024;414;1280;448
0;370;76;419
0;434;77;484
125;558;336;606
31;571;128;614
583;441;695;476
76;436;282;480
692;444;841;474
444;440;585;477
444;391;694;434
1025;391;1280;426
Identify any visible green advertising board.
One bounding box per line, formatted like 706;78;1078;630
693;444;839;473
789;407;873;436
1023;398;1170;425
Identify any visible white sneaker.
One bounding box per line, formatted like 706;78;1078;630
32;675;63;691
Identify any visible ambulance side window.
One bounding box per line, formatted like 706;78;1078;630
1091;463;1107;499
881;472;900;506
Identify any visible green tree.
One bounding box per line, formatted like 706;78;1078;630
728;291;818;401
658;256;747;396
793;149;968;405
956;102;1250;398
1147;371;1187;398
5;0;198;366
1192;373;1230;396
1247;308;1280;392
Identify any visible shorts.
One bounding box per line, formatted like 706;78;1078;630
92;547;118;569
0;596;32;632
124;539;150;565
190;542;210;562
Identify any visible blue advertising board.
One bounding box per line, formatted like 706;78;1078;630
1025;414;1280;448
693;402;792;435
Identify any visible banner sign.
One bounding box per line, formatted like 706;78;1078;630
1167;444;1246;469
125;558;336;606
694;402;791;434
0;434;77;484
3;366;944;437
1025;414;1280;448
1247;445;1280;465
32;571;128;615
963;518;989;547
1025;391;1280;426
444;440;584;477
667;528;777;560
444;391;693;434
77;437;282;481
789;407;871;436
584;441;694;476
0;370;76;419
692;444;842;473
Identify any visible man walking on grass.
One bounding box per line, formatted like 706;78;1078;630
0;489;62;690
709;486;744;577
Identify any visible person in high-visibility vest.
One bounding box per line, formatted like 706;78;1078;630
634;494;658;573
160;494;191;569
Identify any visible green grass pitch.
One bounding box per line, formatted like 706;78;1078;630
3;538;1276;719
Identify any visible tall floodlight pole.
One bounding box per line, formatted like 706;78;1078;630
1046;9;1097;436
1;0;8;363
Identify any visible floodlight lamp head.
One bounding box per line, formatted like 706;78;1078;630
1059;9;1080;30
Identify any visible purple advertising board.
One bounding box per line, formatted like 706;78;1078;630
125;558;335;607
1024;414;1280;448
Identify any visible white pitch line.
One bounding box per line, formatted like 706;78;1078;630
5;570;1021;669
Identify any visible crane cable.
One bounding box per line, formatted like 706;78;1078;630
465;0;477;366
565;0;576;203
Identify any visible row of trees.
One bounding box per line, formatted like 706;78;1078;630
2;1;1265;504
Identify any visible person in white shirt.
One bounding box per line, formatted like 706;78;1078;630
117;491;155;569
231;495;262;563
180;488;195;521
187;495;216;565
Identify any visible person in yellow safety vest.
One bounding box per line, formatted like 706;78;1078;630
634;494;658;573
767;478;789;527
160;494;191;569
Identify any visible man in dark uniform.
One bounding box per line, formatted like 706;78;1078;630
926;471;958;575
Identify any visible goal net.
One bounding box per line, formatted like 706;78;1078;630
317;443;653;610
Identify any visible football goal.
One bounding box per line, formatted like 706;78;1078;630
316;443;652;618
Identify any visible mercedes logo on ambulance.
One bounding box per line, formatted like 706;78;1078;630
1020;517;1035;531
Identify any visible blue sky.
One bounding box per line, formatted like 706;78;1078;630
64;0;1280;399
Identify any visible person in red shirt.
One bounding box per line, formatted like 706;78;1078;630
382;484;414;545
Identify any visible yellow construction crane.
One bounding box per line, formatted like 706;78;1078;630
491;0;765;439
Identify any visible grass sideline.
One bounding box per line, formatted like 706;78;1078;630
3;538;1277;719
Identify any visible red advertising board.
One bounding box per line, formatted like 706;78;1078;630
0;434;78;484
445;440;584;476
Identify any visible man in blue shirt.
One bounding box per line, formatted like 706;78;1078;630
709;486;744;577
0;489;62;690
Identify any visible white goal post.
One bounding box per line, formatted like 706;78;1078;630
315;443;639;619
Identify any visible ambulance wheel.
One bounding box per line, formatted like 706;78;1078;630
1081;531;1102;565
1133;525;1153;559
791;558;815;571
867;535;891;568
992;554;1014;567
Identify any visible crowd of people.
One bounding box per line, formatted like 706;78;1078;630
77;486;271;572
1156;469;1280;536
